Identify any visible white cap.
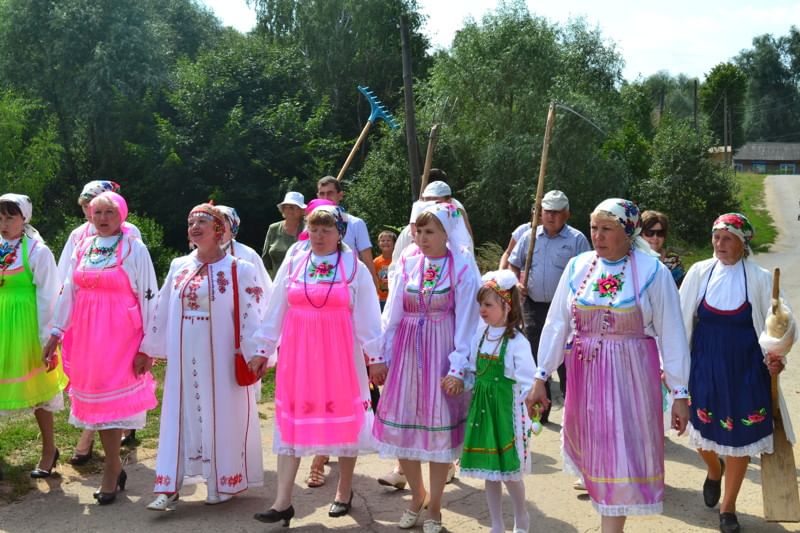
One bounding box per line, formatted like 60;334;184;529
409;200;435;223
277;191;306;210
422;181;452;198
541;190;569;211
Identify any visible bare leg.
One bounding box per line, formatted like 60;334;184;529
272;455;301;511
601;515;626;533
33;408;56;469
98;429;122;493
398;459;427;510
75;429;95;455
505;480;529;531
426;461;450;519
698;449;723;480
485;480;504;533
396;459;404;475
335;457;356;502
720;456;749;513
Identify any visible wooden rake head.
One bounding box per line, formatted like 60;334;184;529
358;85;399;129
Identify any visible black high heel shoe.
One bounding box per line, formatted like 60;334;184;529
94;469;127;505
254;505;295;526
69;440;94;466
328;491;353;517
30;449;59;478
120;430;137;447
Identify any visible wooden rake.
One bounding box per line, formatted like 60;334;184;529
336;85;399;181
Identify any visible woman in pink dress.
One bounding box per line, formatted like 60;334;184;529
43;191;158;505
526;198;690;533
252;205;383;526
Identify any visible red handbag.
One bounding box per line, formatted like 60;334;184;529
232;259;260;386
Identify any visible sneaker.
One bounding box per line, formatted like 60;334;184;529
147;493;179;511
378;469;407;490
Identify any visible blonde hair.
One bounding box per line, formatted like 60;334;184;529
89;194;118;212
415;211;445;232
307;209;337;227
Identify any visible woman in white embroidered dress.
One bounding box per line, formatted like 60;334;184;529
252;205;383;526
526;198;690;533
142;203;268;511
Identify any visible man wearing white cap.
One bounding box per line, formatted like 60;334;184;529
508;190;590;423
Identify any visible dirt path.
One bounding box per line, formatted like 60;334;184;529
2;177;800;532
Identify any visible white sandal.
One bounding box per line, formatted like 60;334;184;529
398;495;429;529
147;492;179;511
422;518;443;533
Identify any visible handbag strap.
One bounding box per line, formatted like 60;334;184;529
232;258;240;351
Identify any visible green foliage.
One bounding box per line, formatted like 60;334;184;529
475;241;504;274
699;63;747;147
633;117;739;245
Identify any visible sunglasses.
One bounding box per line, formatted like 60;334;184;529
643;229;666;238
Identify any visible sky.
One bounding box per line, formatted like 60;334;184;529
200;0;800;81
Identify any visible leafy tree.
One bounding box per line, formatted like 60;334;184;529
633;117;739;244
699;62;747;147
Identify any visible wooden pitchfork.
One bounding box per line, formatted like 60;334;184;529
336;85;399;181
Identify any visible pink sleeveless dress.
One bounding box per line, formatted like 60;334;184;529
564;252;664;515
274;249;365;447
63;239;157;424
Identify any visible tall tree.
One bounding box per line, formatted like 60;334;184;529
699;62;747;147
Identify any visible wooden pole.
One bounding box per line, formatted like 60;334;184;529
522;102;556;292
419;124;440;199
336;120;373;181
761;267;800;522
400;14;422;200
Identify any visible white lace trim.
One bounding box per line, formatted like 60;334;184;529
68;411;146;430
593;501;663;516
272;443;375;457
375;441;461;463
0;392;63;416
687;423;773;457
459;467;524;482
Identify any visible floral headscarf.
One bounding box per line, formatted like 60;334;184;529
712;213;753;254
216;205;241;238
0;193;44;242
79;180;120;203
310;204;348;239
592;198;657;256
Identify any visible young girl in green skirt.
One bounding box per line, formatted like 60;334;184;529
448;269;535;533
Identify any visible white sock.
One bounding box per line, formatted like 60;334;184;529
505;480;529;531
485;480;505;533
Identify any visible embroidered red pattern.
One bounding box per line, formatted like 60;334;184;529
155;474;172;486
184;272;205;311
219;473;243;486
173;268;190;290
216;270;229;293
245;286;263;303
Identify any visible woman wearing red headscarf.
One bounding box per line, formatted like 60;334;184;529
141;204;268;511
44;191;159;505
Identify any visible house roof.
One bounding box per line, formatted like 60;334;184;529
734;142;800;162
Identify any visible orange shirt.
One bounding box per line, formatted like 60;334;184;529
374;255;391;301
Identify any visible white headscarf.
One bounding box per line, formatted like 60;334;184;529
419;202;474;255
0;193;44;243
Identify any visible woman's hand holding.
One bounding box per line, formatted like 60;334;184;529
133;352;153;376
671;398;689;435
41;335;60;372
525;379;550;419
369;363;388;386
441;375;464;396
767;352;786;376
248;355;268;378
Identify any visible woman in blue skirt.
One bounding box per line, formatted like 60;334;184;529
680;213;795;533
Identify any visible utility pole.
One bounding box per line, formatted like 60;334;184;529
728;107;734;166
723;92;728;166
399;14;421;201
693;79;698;132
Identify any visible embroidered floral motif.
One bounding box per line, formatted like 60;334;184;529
422;262;443;292
592;272;624;297
696;408;713;424
173;268;190;290
363;400;371;411
216;270;228;293
219;473;243;486
155;474;172;486
245;286;263;303
184;272;205;311
720;417;734;431
741;408;767;426
308;260;335;279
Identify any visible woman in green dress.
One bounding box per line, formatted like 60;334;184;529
262;191;305;278
0;194;66;478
